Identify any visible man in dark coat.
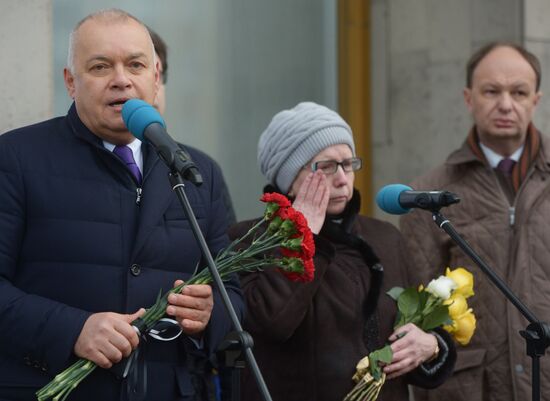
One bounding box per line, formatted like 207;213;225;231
0;8;243;401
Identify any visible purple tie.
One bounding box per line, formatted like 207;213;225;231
113;145;142;185
497;158;515;176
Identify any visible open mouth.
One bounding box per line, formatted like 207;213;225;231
108;99;128;107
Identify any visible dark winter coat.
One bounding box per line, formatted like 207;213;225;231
229;191;455;401
0;104;244;401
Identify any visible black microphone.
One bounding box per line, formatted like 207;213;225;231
376;184;460;214
122;99;203;186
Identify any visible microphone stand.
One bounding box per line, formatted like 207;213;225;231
168;171;273;401
430;209;550;401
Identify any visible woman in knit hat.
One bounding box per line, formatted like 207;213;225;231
228;102;456;401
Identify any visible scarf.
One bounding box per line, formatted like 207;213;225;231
320;192;385;351
467;123;541;192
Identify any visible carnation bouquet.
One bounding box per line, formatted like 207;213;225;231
344;267;476;401
37;193;315;401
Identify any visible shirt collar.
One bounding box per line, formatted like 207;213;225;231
103;138;143;173
479;141;524;169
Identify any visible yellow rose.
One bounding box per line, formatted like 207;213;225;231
443;320;457;334
444;293;468;320
446;267;474;299
453;308;476;345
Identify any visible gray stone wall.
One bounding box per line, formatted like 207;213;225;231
525;0;550;135
3;0;550;225
51;0;337;221
370;0;535;223
0;0;53;134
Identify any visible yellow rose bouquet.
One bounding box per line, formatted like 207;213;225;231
343;267;476;401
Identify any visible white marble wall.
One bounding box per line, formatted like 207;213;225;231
0;0;52;133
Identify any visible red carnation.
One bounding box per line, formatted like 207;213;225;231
279;257;315;283
289;210;309;237
301;258;315;282
260;193;292;219
300;234;315;259
260;193;291;208
281;247;301;259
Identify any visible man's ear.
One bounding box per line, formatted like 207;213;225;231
534;90;542;106
463;87;473;113
64;68;76;99
154;59;161;93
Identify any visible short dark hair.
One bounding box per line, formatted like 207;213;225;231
466;41;541;91
148;27;168;84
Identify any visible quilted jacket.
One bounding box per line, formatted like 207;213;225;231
0;104;243;401
400;133;550;401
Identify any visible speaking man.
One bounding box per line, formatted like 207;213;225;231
0;8;243;401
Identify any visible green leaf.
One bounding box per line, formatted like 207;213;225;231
397;287;420;319
370;345;393;364
420;304;451;331
387;287;404;301
393;310;404;329
368;345;393;380
418;289;430;310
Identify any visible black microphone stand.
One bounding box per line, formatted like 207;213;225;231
430;208;550;401
168;171;273;401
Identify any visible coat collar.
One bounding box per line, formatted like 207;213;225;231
65;103;173;260
445;126;550;174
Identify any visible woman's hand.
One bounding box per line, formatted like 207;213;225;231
292;170;330;234
383;323;438;379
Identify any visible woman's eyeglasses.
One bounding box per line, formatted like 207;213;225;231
308;157;362;175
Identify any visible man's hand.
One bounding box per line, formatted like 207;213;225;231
383;323;439;379
292;170;330;234
166;280;213;337
74;308;145;368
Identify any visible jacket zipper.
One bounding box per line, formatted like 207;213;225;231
508;206;515;227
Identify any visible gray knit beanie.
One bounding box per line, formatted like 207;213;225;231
258;102;356;194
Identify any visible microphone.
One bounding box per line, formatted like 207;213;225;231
122;99;203;185
376;184;460;214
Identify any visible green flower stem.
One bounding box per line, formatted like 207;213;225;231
37;207;304;401
216;217;268;260
37;360;96;401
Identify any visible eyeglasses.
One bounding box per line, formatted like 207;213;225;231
308;157;362;175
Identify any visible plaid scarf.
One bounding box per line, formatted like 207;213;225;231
467;123;541;192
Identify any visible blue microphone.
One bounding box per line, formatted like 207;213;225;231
122;99;202;185
122;98;166;140
376;184;460;214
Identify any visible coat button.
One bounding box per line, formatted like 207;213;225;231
23;356;31;366
515;364;524;373
130;264;141;276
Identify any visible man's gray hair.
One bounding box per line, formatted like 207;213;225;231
66;8;155;73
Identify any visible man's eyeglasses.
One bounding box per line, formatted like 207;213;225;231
308;157;362;175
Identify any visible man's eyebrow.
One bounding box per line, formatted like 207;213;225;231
86;55;111;64
85;52;149;64
126;52;148;60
